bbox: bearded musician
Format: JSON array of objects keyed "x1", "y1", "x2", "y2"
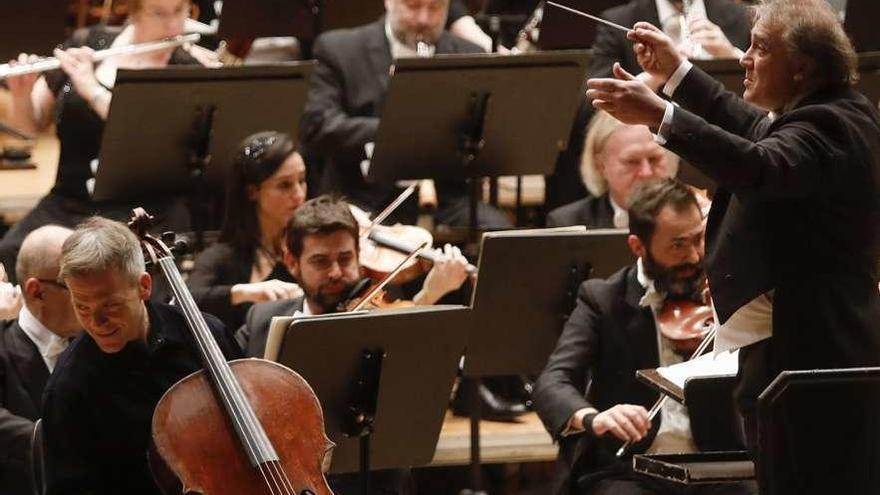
[{"x1": 533, "y1": 178, "x2": 753, "y2": 495}]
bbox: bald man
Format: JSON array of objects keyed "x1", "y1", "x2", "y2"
[{"x1": 0, "y1": 225, "x2": 80, "y2": 495}]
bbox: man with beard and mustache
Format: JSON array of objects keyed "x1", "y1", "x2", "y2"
[
  {"x1": 235, "y1": 194, "x2": 468, "y2": 359},
  {"x1": 533, "y1": 179, "x2": 753, "y2": 495},
  {"x1": 235, "y1": 194, "x2": 467, "y2": 495},
  {"x1": 299, "y1": 0, "x2": 512, "y2": 229}
]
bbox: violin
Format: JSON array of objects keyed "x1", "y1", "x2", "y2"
[
  {"x1": 349, "y1": 187, "x2": 477, "y2": 286},
  {"x1": 656, "y1": 294, "x2": 714, "y2": 356},
  {"x1": 336, "y1": 240, "x2": 429, "y2": 312},
  {"x1": 129, "y1": 209, "x2": 334, "y2": 495}
]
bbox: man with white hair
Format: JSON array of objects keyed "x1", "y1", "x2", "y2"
[
  {"x1": 0, "y1": 225, "x2": 79, "y2": 495},
  {"x1": 41, "y1": 217, "x2": 241, "y2": 495}
]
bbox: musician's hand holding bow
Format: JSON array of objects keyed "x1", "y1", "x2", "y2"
[
  {"x1": 591, "y1": 404, "x2": 651, "y2": 443},
  {"x1": 413, "y1": 244, "x2": 469, "y2": 305},
  {"x1": 586, "y1": 63, "x2": 667, "y2": 130}
]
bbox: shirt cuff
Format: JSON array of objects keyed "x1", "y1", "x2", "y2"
[
  {"x1": 654, "y1": 101, "x2": 675, "y2": 145},
  {"x1": 561, "y1": 407, "x2": 598, "y2": 437},
  {"x1": 662, "y1": 59, "x2": 693, "y2": 97}
]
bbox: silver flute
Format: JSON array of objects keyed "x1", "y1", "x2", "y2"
[{"x1": 0, "y1": 33, "x2": 201, "y2": 79}]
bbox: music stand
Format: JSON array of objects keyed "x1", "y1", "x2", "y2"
[
  {"x1": 757, "y1": 367, "x2": 880, "y2": 495},
  {"x1": 217, "y1": 0, "x2": 383, "y2": 53},
  {"x1": 93, "y1": 63, "x2": 312, "y2": 240},
  {"x1": 367, "y1": 51, "x2": 589, "y2": 239},
  {"x1": 0, "y1": 0, "x2": 67, "y2": 62},
  {"x1": 265, "y1": 305, "x2": 469, "y2": 492},
  {"x1": 464, "y1": 228, "x2": 633, "y2": 376},
  {"x1": 460, "y1": 227, "x2": 633, "y2": 493},
  {"x1": 538, "y1": 0, "x2": 628, "y2": 50}
]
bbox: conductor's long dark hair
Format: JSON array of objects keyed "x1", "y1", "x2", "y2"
[{"x1": 219, "y1": 131, "x2": 297, "y2": 257}]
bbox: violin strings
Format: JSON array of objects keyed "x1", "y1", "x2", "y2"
[{"x1": 159, "y1": 257, "x2": 287, "y2": 494}]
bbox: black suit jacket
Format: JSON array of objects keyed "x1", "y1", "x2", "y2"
[
  {"x1": 665, "y1": 67, "x2": 880, "y2": 373},
  {"x1": 236, "y1": 297, "x2": 304, "y2": 358},
  {"x1": 545, "y1": 194, "x2": 615, "y2": 229},
  {"x1": 300, "y1": 18, "x2": 484, "y2": 211},
  {"x1": 1, "y1": 321, "x2": 49, "y2": 495},
  {"x1": 588, "y1": 0, "x2": 752, "y2": 79},
  {"x1": 533, "y1": 265, "x2": 663, "y2": 494}
]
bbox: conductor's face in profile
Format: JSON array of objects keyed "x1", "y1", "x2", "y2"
[
  {"x1": 740, "y1": 18, "x2": 809, "y2": 113},
  {"x1": 285, "y1": 230, "x2": 360, "y2": 315},
  {"x1": 385, "y1": 0, "x2": 450, "y2": 48},
  {"x1": 629, "y1": 203, "x2": 705, "y2": 298}
]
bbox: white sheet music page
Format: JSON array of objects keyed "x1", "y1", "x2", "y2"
[{"x1": 657, "y1": 349, "x2": 739, "y2": 390}]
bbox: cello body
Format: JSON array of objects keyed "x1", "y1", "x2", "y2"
[{"x1": 150, "y1": 359, "x2": 335, "y2": 495}]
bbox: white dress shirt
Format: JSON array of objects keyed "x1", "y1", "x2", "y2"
[
  {"x1": 656, "y1": 59, "x2": 775, "y2": 352},
  {"x1": 18, "y1": 305, "x2": 69, "y2": 372}
]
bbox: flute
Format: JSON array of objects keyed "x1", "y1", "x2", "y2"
[{"x1": 0, "y1": 33, "x2": 200, "y2": 79}]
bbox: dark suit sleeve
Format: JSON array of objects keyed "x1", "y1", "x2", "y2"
[
  {"x1": 299, "y1": 34, "x2": 380, "y2": 161},
  {"x1": 533, "y1": 280, "x2": 602, "y2": 438},
  {"x1": 666, "y1": 68, "x2": 842, "y2": 198},
  {"x1": 0, "y1": 406, "x2": 34, "y2": 483},
  {"x1": 236, "y1": 302, "x2": 275, "y2": 358}
]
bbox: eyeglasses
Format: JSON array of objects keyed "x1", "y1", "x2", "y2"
[
  {"x1": 36, "y1": 279, "x2": 68, "y2": 291},
  {"x1": 241, "y1": 135, "x2": 278, "y2": 164}
]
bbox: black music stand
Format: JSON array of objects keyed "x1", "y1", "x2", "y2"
[
  {"x1": 0, "y1": 0, "x2": 67, "y2": 62},
  {"x1": 538, "y1": 0, "x2": 628, "y2": 50},
  {"x1": 367, "y1": 51, "x2": 589, "y2": 241},
  {"x1": 465, "y1": 228, "x2": 633, "y2": 376},
  {"x1": 92, "y1": 63, "x2": 313, "y2": 242},
  {"x1": 265, "y1": 305, "x2": 470, "y2": 494},
  {"x1": 460, "y1": 227, "x2": 633, "y2": 492},
  {"x1": 217, "y1": 0, "x2": 383, "y2": 56}
]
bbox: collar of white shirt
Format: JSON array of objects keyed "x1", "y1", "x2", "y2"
[
  {"x1": 18, "y1": 305, "x2": 68, "y2": 372},
  {"x1": 609, "y1": 196, "x2": 629, "y2": 229}
]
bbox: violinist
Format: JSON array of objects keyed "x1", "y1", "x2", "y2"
[
  {"x1": 0, "y1": 0, "x2": 216, "y2": 285},
  {"x1": 42, "y1": 217, "x2": 242, "y2": 495},
  {"x1": 235, "y1": 194, "x2": 469, "y2": 358},
  {"x1": 533, "y1": 179, "x2": 753, "y2": 495},
  {"x1": 188, "y1": 131, "x2": 306, "y2": 330}
]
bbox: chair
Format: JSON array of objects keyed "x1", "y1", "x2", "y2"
[{"x1": 30, "y1": 417, "x2": 45, "y2": 495}]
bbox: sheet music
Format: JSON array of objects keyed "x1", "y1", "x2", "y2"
[{"x1": 656, "y1": 349, "x2": 739, "y2": 390}]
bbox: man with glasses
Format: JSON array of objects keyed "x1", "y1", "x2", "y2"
[{"x1": 0, "y1": 225, "x2": 80, "y2": 495}]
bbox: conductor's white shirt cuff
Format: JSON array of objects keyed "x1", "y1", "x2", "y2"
[
  {"x1": 662, "y1": 59, "x2": 693, "y2": 97},
  {"x1": 655, "y1": 101, "x2": 675, "y2": 145}
]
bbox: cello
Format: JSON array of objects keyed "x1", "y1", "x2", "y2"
[{"x1": 128, "y1": 209, "x2": 335, "y2": 495}]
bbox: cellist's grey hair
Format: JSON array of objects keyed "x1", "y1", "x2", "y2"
[{"x1": 60, "y1": 216, "x2": 145, "y2": 285}]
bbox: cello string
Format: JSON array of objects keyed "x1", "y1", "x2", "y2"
[{"x1": 159, "y1": 256, "x2": 285, "y2": 494}]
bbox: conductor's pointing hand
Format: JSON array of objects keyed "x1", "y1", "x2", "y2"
[{"x1": 586, "y1": 63, "x2": 667, "y2": 129}]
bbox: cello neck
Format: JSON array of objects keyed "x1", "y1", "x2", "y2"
[{"x1": 154, "y1": 254, "x2": 279, "y2": 468}]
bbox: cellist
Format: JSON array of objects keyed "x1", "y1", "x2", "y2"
[{"x1": 41, "y1": 216, "x2": 243, "y2": 494}]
